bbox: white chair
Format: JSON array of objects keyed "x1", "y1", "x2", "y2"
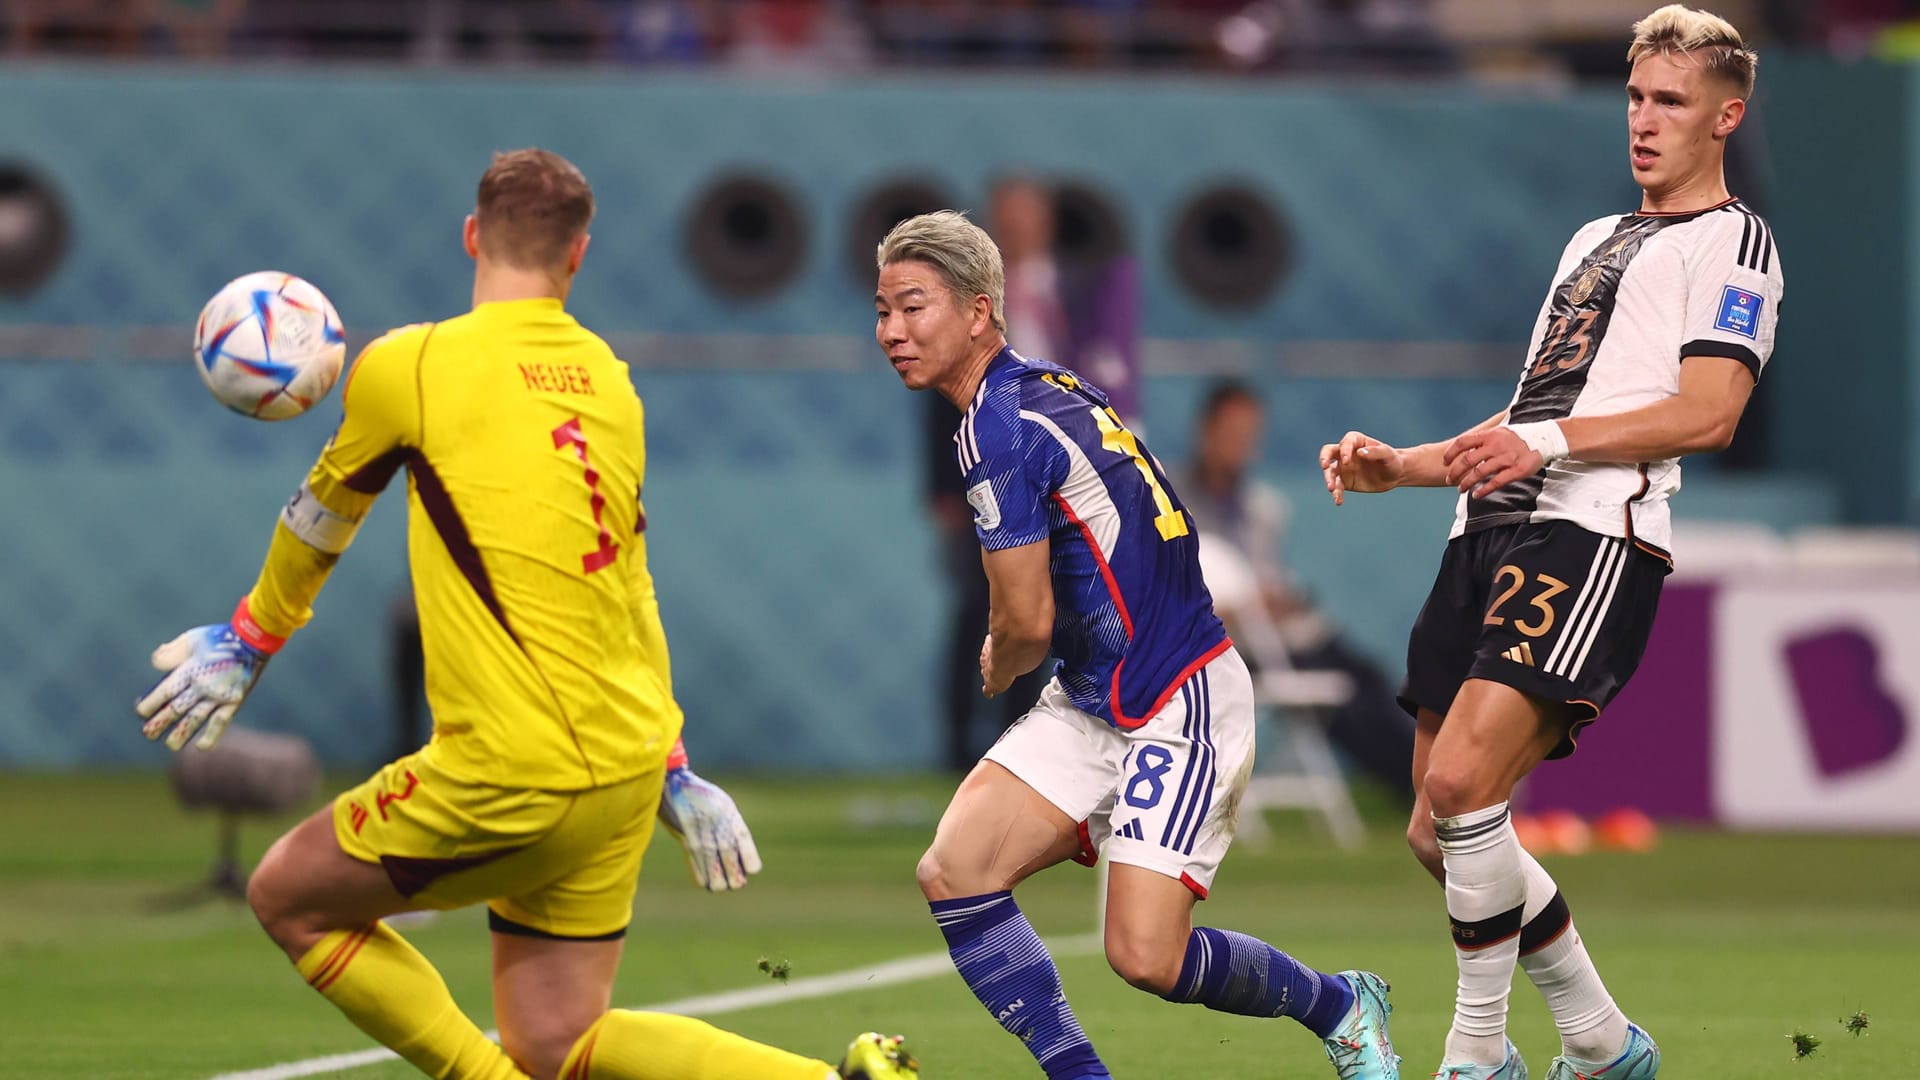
[{"x1": 1196, "y1": 535, "x2": 1366, "y2": 851}]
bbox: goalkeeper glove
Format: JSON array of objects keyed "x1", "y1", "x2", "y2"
[
  {"x1": 134, "y1": 599, "x2": 282, "y2": 752},
  {"x1": 658, "y1": 739, "x2": 763, "y2": 892}
]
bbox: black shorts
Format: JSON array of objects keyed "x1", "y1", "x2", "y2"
[{"x1": 1398, "y1": 520, "x2": 1669, "y2": 758}]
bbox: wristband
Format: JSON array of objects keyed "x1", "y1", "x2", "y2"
[
  {"x1": 1505, "y1": 420, "x2": 1569, "y2": 465},
  {"x1": 231, "y1": 596, "x2": 288, "y2": 655},
  {"x1": 666, "y1": 736, "x2": 689, "y2": 771}
]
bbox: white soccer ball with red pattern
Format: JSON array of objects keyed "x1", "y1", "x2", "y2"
[{"x1": 193, "y1": 271, "x2": 346, "y2": 421}]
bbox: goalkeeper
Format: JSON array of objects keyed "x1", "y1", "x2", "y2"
[{"x1": 134, "y1": 148, "x2": 914, "y2": 1080}]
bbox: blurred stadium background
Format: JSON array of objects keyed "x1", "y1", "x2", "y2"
[{"x1": 1, "y1": 1, "x2": 1917, "y2": 1077}]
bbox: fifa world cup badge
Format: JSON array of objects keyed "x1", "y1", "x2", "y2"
[{"x1": 966, "y1": 481, "x2": 1002, "y2": 530}]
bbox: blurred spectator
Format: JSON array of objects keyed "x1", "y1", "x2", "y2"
[
  {"x1": 597, "y1": 0, "x2": 721, "y2": 63},
  {"x1": 1061, "y1": 0, "x2": 1141, "y2": 67},
  {"x1": 726, "y1": 0, "x2": 871, "y2": 71},
  {"x1": 9, "y1": 0, "x2": 144, "y2": 54},
  {"x1": 1176, "y1": 380, "x2": 1416, "y2": 802},
  {"x1": 1215, "y1": 0, "x2": 1456, "y2": 74},
  {"x1": 990, "y1": 177, "x2": 1071, "y2": 366},
  {"x1": 144, "y1": 0, "x2": 248, "y2": 57},
  {"x1": 1058, "y1": 228, "x2": 1142, "y2": 430}
]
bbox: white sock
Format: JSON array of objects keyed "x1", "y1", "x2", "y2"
[
  {"x1": 1436, "y1": 802, "x2": 1524, "y2": 1066},
  {"x1": 1517, "y1": 850, "x2": 1630, "y2": 1061}
]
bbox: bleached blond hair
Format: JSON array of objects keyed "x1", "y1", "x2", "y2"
[
  {"x1": 877, "y1": 211, "x2": 1007, "y2": 334},
  {"x1": 1628, "y1": 5, "x2": 1757, "y2": 99}
]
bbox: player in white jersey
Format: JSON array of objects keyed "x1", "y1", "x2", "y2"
[{"x1": 1319, "y1": 7, "x2": 1779, "y2": 1079}]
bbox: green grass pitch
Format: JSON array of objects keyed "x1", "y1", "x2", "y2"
[{"x1": 1, "y1": 772, "x2": 1914, "y2": 1078}]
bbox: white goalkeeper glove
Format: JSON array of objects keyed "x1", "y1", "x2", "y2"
[
  {"x1": 135, "y1": 600, "x2": 282, "y2": 752},
  {"x1": 657, "y1": 739, "x2": 763, "y2": 892}
]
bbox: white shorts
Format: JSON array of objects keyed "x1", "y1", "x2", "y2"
[{"x1": 985, "y1": 646, "x2": 1256, "y2": 898}]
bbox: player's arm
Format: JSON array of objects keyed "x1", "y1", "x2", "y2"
[
  {"x1": 1319, "y1": 409, "x2": 1508, "y2": 505},
  {"x1": 1555, "y1": 358, "x2": 1751, "y2": 462},
  {"x1": 623, "y1": 485, "x2": 764, "y2": 892},
  {"x1": 981, "y1": 538, "x2": 1054, "y2": 696},
  {"x1": 965, "y1": 406, "x2": 1064, "y2": 697},
  {"x1": 135, "y1": 331, "x2": 421, "y2": 751},
  {"x1": 1444, "y1": 362, "x2": 1752, "y2": 498},
  {"x1": 247, "y1": 332, "x2": 420, "y2": 639},
  {"x1": 626, "y1": 527, "x2": 684, "y2": 719}
]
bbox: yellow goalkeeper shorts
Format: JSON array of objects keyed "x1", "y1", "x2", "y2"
[{"x1": 332, "y1": 748, "x2": 664, "y2": 939}]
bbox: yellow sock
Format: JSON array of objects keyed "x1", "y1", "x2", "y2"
[
  {"x1": 559, "y1": 1011, "x2": 836, "y2": 1080},
  {"x1": 297, "y1": 924, "x2": 528, "y2": 1080}
]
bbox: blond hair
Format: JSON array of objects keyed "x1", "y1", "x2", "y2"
[
  {"x1": 1628, "y1": 5, "x2": 1757, "y2": 99},
  {"x1": 876, "y1": 211, "x2": 1007, "y2": 334}
]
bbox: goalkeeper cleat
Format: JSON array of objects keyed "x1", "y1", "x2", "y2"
[
  {"x1": 1544, "y1": 1023, "x2": 1659, "y2": 1080},
  {"x1": 1435, "y1": 1039, "x2": 1528, "y2": 1080},
  {"x1": 838, "y1": 1032, "x2": 919, "y2": 1079},
  {"x1": 1322, "y1": 971, "x2": 1400, "y2": 1079}
]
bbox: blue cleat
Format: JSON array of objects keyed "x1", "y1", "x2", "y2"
[
  {"x1": 1322, "y1": 970, "x2": 1400, "y2": 1079},
  {"x1": 1435, "y1": 1038, "x2": 1528, "y2": 1079},
  {"x1": 1544, "y1": 1023, "x2": 1660, "y2": 1079}
]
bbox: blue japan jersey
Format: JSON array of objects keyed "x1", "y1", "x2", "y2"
[{"x1": 955, "y1": 348, "x2": 1229, "y2": 727}]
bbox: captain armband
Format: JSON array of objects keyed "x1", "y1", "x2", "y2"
[{"x1": 280, "y1": 479, "x2": 365, "y2": 555}]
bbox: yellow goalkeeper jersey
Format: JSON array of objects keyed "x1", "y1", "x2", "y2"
[{"x1": 245, "y1": 297, "x2": 680, "y2": 791}]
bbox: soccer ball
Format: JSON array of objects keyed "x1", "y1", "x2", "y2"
[{"x1": 193, "y1": 271, "x2": 346, "y2": 421}]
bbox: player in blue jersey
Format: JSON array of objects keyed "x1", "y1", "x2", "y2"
[{"x1": 874, "y1": 210, "x2": 1400, "y2": 1080}]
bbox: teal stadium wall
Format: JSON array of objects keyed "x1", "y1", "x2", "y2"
[{"x1": 0, "y1": 67, "x2": 1840, "y2": 769}]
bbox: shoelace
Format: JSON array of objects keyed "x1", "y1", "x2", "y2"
[
  {"x1": 1327, "y1": 1037, "x2": 1367, "y2": 1076},
  {"x1": 1327, "y1": 1035, "x2": 1400, "y2": 1077}
]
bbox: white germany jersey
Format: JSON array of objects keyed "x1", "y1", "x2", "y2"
[{"x1": 1452, "y1": 197, "x2": 1783, "y2": 558}]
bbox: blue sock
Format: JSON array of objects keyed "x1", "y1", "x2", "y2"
[
  {"x1": 930, "y1": 891, "x2": 1110, "y2": 1080},
  {"x1": 1165, "y1": 927, "x2": 1357, "y2": 1038}
]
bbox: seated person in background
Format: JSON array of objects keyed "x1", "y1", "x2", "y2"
[{"x1": 1176, "y1": 380, "x2": 1414, "y2": 803}]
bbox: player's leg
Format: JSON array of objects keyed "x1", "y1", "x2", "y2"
[
  {"x1": 493, "y1": 933, "x2": 853, "y2": 1080},
  {"x1": 1105, "y1": 864, "x2": 1366, "y2": 1033},
  {"x1": 1407, "y1": 706, "x2": 1633, "y2": 1068},
  {"x1": 918, "y1": 682, "x2": 1114, "y2": 1080},
  {"x1": 494, "y1": 769, "x2": 870, "y2": 1080},
  {"x1": 1425, "y1": 677, "x2": 1562, "y2": 1074},
  {"x1": 1105, "y1": 649, "x2": 1397, "y2": 1079},
  {"x1": 247, "y1": 760, "x2": 526, "y2": 1079},
  {"x1": 1406, "y1": 707, "x2": 1446, "y2": 879},
  {"x1": 1429, "y1": 524, "x2": 1668, "y2": 1078}
]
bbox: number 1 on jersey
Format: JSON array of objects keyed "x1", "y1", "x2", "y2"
[
  {"x1": 552, "y1": 417, "x2": 619, "y2": 574},
  {"x1": 1042, "y1": 371, "x2": 1189, "y2": 542},
  {"x1": 1091, "y1": 408, "x2": 1189, "y2": 541}
]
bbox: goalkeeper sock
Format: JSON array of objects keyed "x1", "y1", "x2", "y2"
[
  {"x1": 931, "y1": 891, "x2": 1110, "y2": 1080},
  {"x1": 296, "y1": 923, "x2": 525, "y2": 1080},
  {"x1": 558, "y1": 1011, "x2": 835, "y2": 1079},
  {"x1": 1164, "y1": 927, "x2": 1356, "y2": 1038}
]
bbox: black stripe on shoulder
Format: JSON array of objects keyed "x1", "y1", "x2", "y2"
[
  {"x1": 1724, "y1": 204, "x2": 1753, "y2": 267},
  {"x1": 1729, "y1": 202, "x2": 1774, "y2": 273},
  {"x1": 1681, "y1": 339, "x2": 1761, "y2": 380}
]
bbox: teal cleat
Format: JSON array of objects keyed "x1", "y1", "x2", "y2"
[
  {"x1": 1435, "y1": 1038, "x2": 1528, "y2": 1079},
  {"x1": 1322, "y1": 971, "x2": 1400, "y2": 1079},
  {"x1": 1544, "y1": 1023, "x2": 1660, "y2": 1079}
]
